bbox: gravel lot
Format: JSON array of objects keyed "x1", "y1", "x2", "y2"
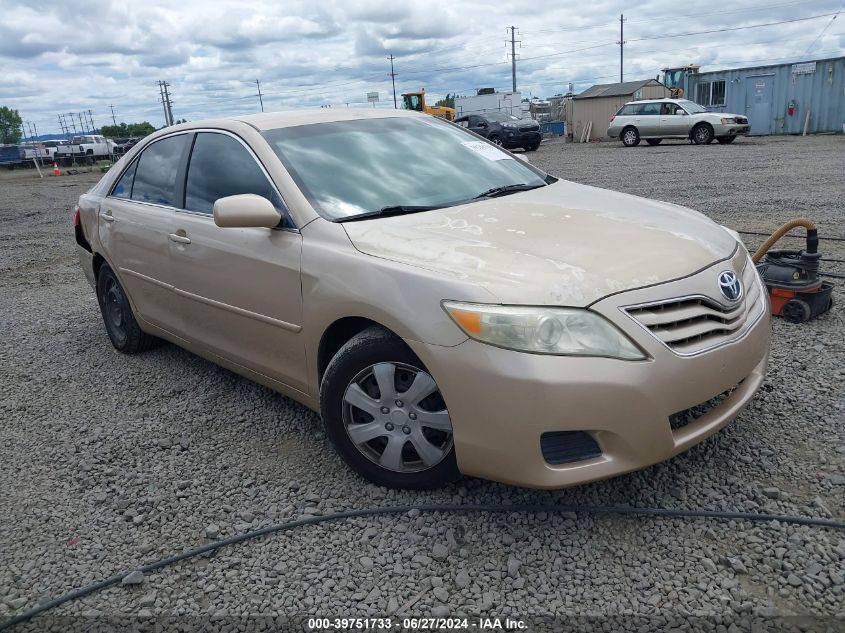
[{"x1": 1, "y1": 135, "x2": 844, "y2": 632}]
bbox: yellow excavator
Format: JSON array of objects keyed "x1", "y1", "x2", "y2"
[{"x1": 401, "y1": 89, "x2": 456, "y2": 121}]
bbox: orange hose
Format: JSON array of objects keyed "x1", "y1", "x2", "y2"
[{"x1": 751, "y1": 218, "x2": 817, "y2": 263}]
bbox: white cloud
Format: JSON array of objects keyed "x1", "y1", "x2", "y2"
[{"x1": 0, "y1": 0, "x2": 842, "y2": 132}]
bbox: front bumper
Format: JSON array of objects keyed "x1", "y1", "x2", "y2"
[
  {"x1": 503, "y1": 129, "x2": 542, "y2": 148},
  {"x1": 713, "y1": 123, "x2": 750, "y2": 137},
  {"x1": 408, "y1": 250, "x2": 771, "y2": 488}
]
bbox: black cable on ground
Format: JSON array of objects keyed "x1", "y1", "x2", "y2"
[{"x1": 1, "y1": 503, "x2": 843, "y2": 631}]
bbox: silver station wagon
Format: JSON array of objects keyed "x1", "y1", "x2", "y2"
[{"x1": 608, "y1": 98, "x2": 750, "y2": 147}]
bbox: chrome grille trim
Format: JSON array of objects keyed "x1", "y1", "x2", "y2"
[{"x1": 622, "y1": 259, "x2": 765, "y2": 356}]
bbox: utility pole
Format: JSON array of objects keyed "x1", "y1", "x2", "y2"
[
  {"x1": 109, "y1": 104, "x2": 117, "y2": 126},
  {"x1": 158, "y1": 81, "x2": 174, "y2": 126},
  {"x1": 618, "y1": 14, "x2": 626, "y2": 83},
  {"x1": 508, "y1": 26, "x2": 519, "y2": 92},
  {"x1": 388, "y1": 55, "x2": 398, "y2": 108},
  {"x1": 163, "y1": 82, "x2": 174, "y2": 126},
  {"x1": 255, "y1": 79, "x2": 265, "y2": 112}
]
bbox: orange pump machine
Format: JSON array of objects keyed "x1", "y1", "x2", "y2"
[{"x1": 752, "y1": 219, "x2": 834, "y2": 323}]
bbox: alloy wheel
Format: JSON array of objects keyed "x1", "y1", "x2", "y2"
[{"x1": 342, "y1": 362, "x2": 453, "y2": 473}]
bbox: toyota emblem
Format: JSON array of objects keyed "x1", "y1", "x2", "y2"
[{"x1": 718, "y1": 270, "x2": 742, "y2": 302}]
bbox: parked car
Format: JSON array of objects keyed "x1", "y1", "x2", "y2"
[
  {"x1": 608, "y1": 98, "x2": 750, "y2": 147},
  {"x1": 112, "y1": 137, "x2": 140, "y2": 154},
  {"x1": 74, "y1": 110, "x2": 769, "y2": 489},
  {"x1": 455, "y1": 112, "x2": 542, "y2": 151},
  {"x1": 55, "y1": 134, "x2": 116, "y2": 163}
]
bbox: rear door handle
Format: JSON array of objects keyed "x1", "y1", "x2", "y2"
[{"x1": 168, "y1": 233, "x2": 191, "y2": 244}]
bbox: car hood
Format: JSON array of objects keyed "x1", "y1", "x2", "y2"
[{"x1": 342, "y1": 180, "x2": 738, "y2": 306}]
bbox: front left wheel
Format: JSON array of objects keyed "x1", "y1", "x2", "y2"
[{"x1": 320, "y1": 326, "x2": 459, "y2": 489}]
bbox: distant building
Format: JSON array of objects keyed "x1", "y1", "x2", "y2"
[
  {"x1": 676, "y1": 56, "x2": 845, "y2": 135},
  {"x1": 567, "y1": 79, "x2": 669, "y2": 141}
]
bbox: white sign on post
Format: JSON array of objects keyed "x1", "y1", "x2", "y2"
[{"x1": 367, "y1": 92, "x2": 379, "y2": 103}]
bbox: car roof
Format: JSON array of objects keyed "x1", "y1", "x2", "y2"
[
  {"x1": 626, "y1": 98, "x2": 683, "y2": 104},
  {"x1": 165, "y1": 108, "x2": 424, "y2": 133}
]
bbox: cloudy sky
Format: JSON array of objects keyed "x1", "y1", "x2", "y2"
[{"x1": 2, "y1": 0, "x2": 843, "y2": 135}]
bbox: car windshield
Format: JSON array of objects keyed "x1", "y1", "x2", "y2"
[
  {"x1": 263, "y1": 116, "x2": 547, "y2": 221},
  {"x1": 679, "y1": 100, "x2": 707, "y2": 114},
  {"x1": 483, "y1": 112, "x2": 521, "y2": 122}
]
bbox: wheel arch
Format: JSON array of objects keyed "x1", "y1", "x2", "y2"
[
  {"x1": 690, "y1": 121, "x2": 714, "y2": 138},
  {"x1": 317, "y1": 317, "x2": 402, "y2": 386}
]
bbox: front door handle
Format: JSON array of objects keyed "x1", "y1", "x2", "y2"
[
  {"x1": 169, "y1": 233, "x2": 191, "y2": 244},
  {"x1": 102, "y1": 210, "x2": 115, "y2": 222}
]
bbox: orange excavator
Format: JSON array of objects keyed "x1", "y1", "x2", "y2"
[{"x1": 401, "y1": 89, "x2": 456, "y2": 121}]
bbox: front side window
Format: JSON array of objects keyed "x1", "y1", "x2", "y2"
[
  {"x1": 679, "y1": 99, "x2": 707, "y2": 114},
  {"x1": 184, "y1": 132, "x2": 278, "y2": 215},
  {"x1": 131, "y1": 134, "x2": 188, "y2": 206},
  {"x1": 263, "y1": 116, "x2": 547, "y2": 221}
]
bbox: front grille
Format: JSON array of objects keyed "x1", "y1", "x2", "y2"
[
  {"x1": 519, "y1": 124, "x2": 539, "y2": 132},
  {"x1": 669, "y1": 381, "x2": 743, "y2": 431},
  {"x1": 540, "y1": 431, "x2": 602, "y2": 465},
  {"x1": 624, "y1": 261, "x2": 762, "y2": 355}
]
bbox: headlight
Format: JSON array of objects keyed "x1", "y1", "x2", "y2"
[
  {"x1": 720, "y1": 117, "x2": 736, "y2": 124},
  {"x1": 502, "y1": 122, "x2": 519, "y2": 128},
  {"x1": 443, "y1": 301, "x2": 646, "y2": 359}
]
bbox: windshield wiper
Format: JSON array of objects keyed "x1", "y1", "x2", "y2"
[
  {"x1": 335, "y1": 205, "x2": 444, "y2": 223},
  {"x1": 473, "y1": 183, "x2": 545, "y2": 200}
]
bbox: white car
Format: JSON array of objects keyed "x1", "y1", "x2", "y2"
[{"x1": 608, "y1": 98, "x2": 750, "y2": 147}]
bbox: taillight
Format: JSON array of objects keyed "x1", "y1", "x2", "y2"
[{"x1": 74, "y1": 206, "x2": 81, "y2": 226}]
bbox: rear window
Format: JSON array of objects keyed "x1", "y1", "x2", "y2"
[{"x1": 130, "y1": 135, "x2": 188, "y2": 206}]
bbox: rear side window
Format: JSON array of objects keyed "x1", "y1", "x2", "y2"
[
  {"x1": 131, "y1": 135, "x2": 188, "y2": 206},
  {"x1": 184, "y1": 133, "x2": 276, "y2": 215},
  {"x1": 618, "y1": 104, "x2": 637, "y2": 115},
  {"x1": 111, "y1": 160, "x2": 138, "y2": 199},
  {"x1": 638, "y1": 103, "x2": 661, "y2": 115}
]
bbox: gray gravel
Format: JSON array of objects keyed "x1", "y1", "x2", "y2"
[{"x1": 1, "y1": 136, "x2": 844, "y2": 630}]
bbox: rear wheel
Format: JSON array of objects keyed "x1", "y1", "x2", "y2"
[
  {"x1": 320, "y1": 326, "x2": 458, "y2": 489},
  {"x1": 621, "y1": 127, "x2": 640, "y2": 147},
  {"x1": 692, "y1": 124, "x2": 714, "y2": 145},
  {"x1": 717, "y1": 136, "x2": 736, "y2": 144},
  {"x1": 96, "y1": 265, "x2": 159, "y2": 353},
  {"x1": 489, "y1": 135, "x2": 504, "y2": 147},
  {"x1": 645, "y1": 139, "x2": 662, "y2": 146}
]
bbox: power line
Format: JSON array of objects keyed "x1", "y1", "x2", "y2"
[{"x1": 805, "y1": 3, "x2": 843, "y2": 53}]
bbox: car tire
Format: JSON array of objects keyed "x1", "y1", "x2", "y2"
[
  {"x1": 621, "y1": 127, "x2": 640, "y2": 147},
  {"x1": 645, "y1": 139, "x2": 662, "y2": 146},
  {"x1": 717, "y1": 137, "x2": 736, "y2": 144},
  {"x1": 692, "y1": 124, "x2": 714, "y2": 145},
  {"x1": 320, "y1": 326, "x2": 459, "y2": 489},
  {"x1": 489, "y1": 135, "x2": 504, "y2": 147},
  {"x1": 96, "y1": 264, "x2": 159, "y2": 353},
  {"x1": 525, "y1": 143, "x2": 540, "y2": 151}
]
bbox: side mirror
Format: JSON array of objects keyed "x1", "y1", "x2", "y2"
[
  {"x1": 477, "y1": 121, "x2": 488, "y2": 128},
  {"x1": 213, "y1": 194, "x2": 281, "y2": 229},
  {"x1": 675, "y1": 109, "x2": 686, "y2": 115}
]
